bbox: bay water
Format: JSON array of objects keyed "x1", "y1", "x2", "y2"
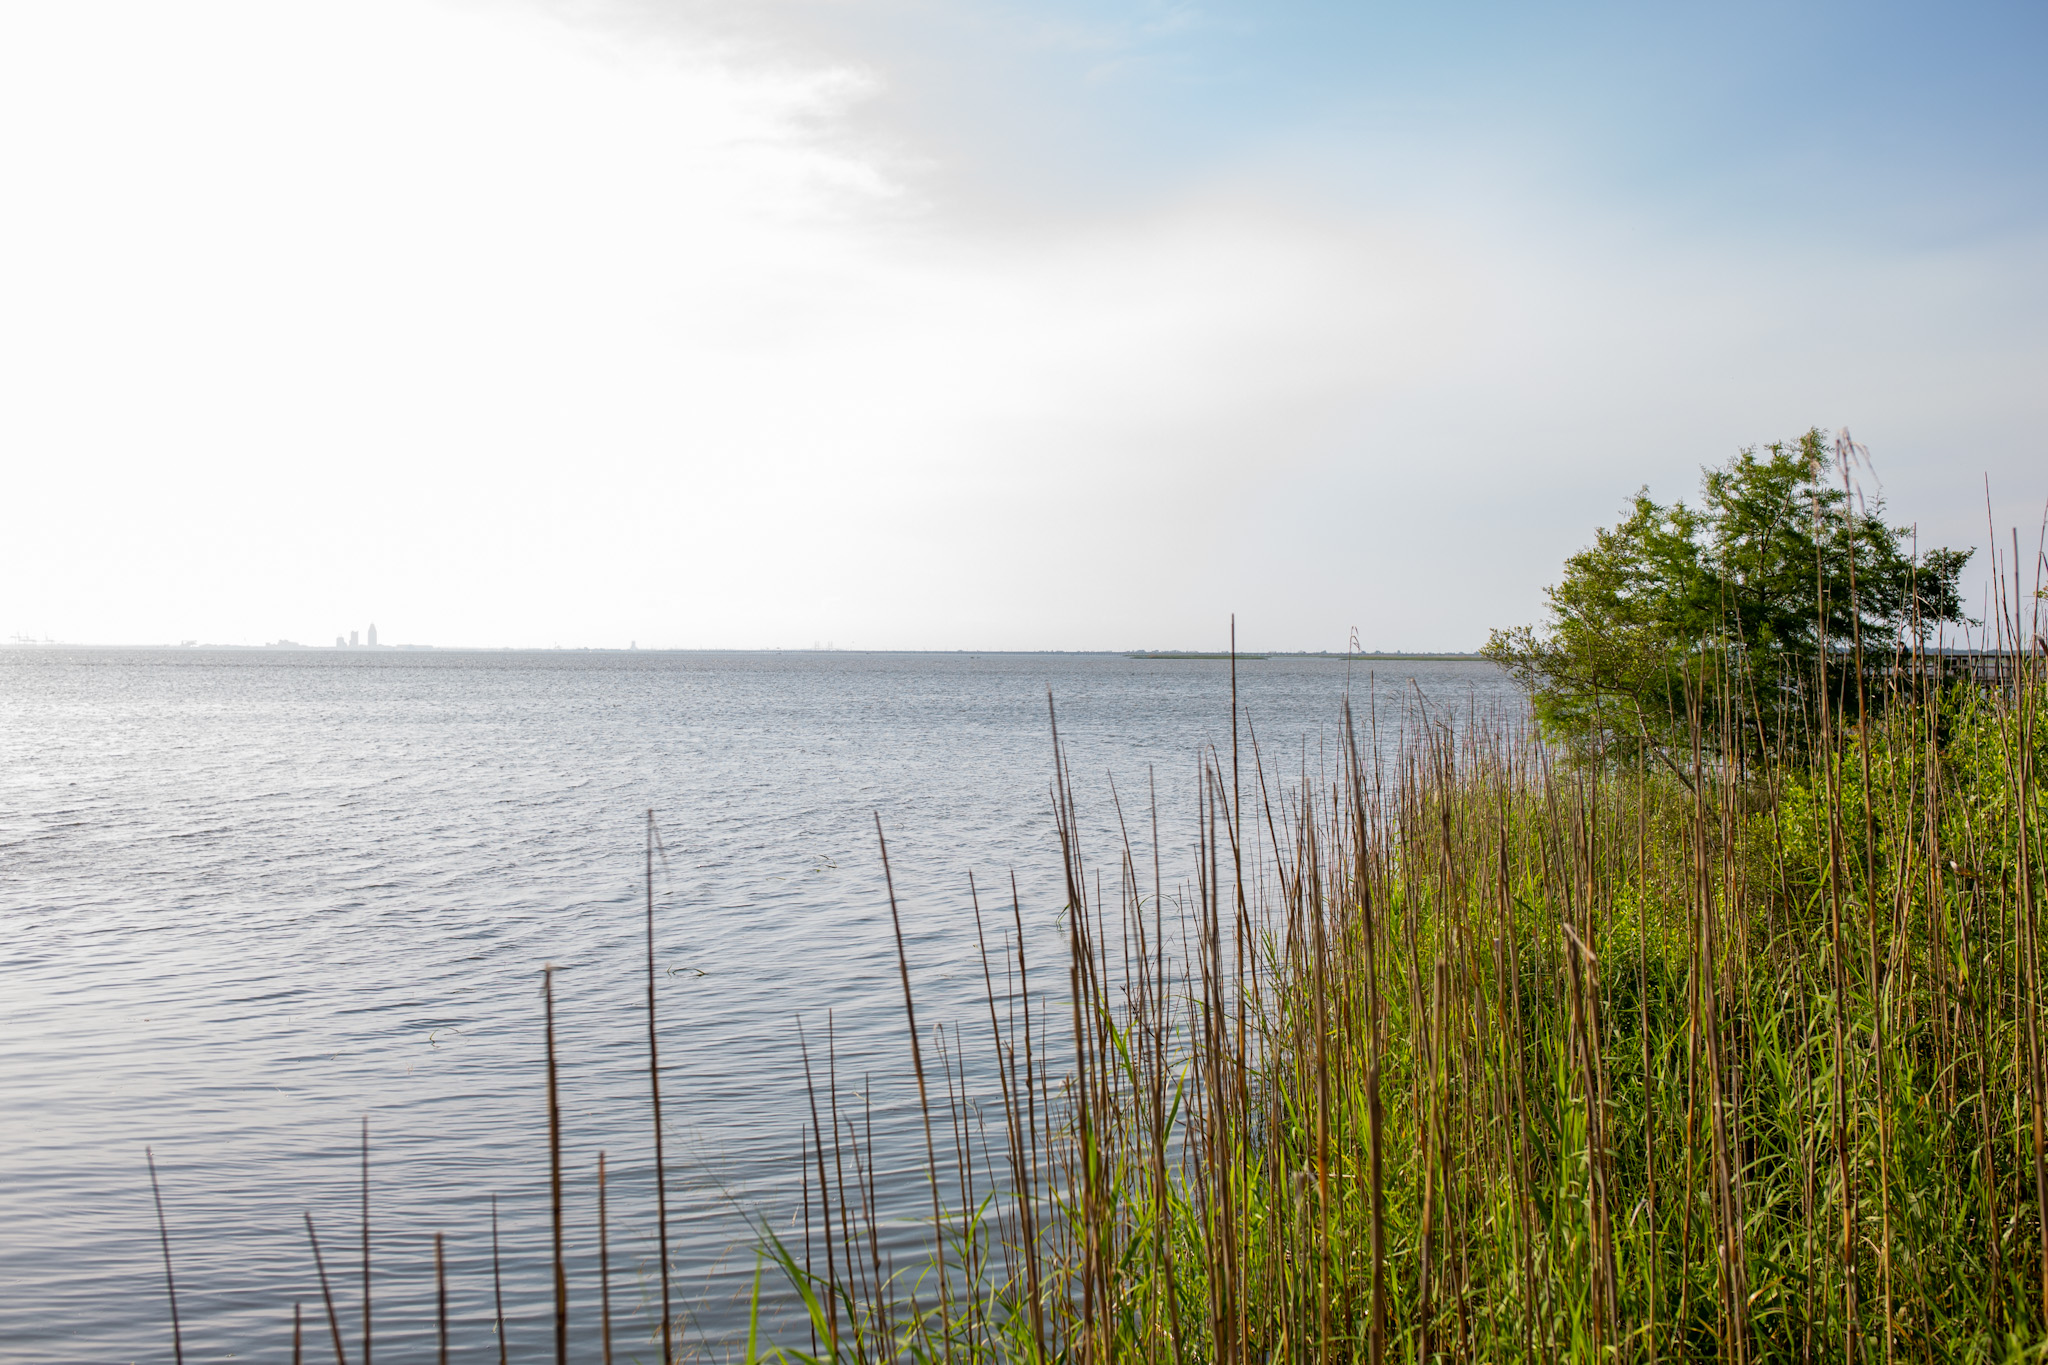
[{"x1": 0, "y1": 648, "x2": 1515, "y2": 1362}]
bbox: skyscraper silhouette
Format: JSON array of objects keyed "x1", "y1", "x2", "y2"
[{"x1": 367, "y1": 623, "x2": 378, "y2": 647}]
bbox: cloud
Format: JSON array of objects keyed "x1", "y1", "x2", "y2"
[
  {"x1": 0, "y1": 0, "x2": 1483, "y2": 648},
  {"x1": 2, "y1": 0, "x2": 2042, "y2": 650}
]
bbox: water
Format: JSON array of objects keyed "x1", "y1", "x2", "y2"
[{"x1": 0, "y1": 648, "x2": 1516, "y2": 1362}]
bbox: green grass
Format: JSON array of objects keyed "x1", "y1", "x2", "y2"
[{"x1": 769, "y1": 635, "x2": 2048, "y2": 1363}]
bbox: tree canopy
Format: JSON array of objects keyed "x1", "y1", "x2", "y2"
[{"x1": 1484, "y1": 429, "x2": 1972, "y2": 756}]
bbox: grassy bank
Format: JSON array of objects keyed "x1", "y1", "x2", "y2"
[{"x1": 772, "y1": 636, "x2": 2048, "y2": 1362}]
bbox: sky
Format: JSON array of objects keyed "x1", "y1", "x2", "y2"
[{"x1": 2, "y1": 0, "x2": 2044, "y2": 651}]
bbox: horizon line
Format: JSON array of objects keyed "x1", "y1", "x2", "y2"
[{"x1": 0, "y1": 641, "x2": 1488, "y2": 658}]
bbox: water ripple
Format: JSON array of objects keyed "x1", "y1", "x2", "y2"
[{"x1": 0, "y1": 648, "x2": 1517, "y2": 1361}]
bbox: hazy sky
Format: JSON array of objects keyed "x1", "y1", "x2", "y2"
[{"x1": 4, "y1": 0, "x2": 2044, "y2": 650}]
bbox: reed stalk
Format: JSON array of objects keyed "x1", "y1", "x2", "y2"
[
  {"x1": 146, "y1": 1147, "x2": 184, "y2": 1365},
  {"x1": 491, "y1": 1194, "x2": 506, "y2": 1365},
  {"x1": 303, "y1": 1213, "x2": 347, "y2": 1365},
  {"x1": 545, "y1": 964, "x2": 567, "y2": 1365},
  {"x1": 360, "y1": 1118, "x2": 371, "y2": 1365},
  {"x1": 435, "y1": 1232, "x2": 448, "y2": 1365},
  {"x1": 647, "y1": 809, "x2": 676, "y2": 1365},
  {"x1": 599, "y1": 1151, "x2": 613, "y2": 1365}
]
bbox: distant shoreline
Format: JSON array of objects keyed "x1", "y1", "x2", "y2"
[
  {"x1": 0, "y1": 642, "x2": 1487, "y2": 659},
  {"x1": 1128, "y1": 650, "x2": 1482, "y2": 662}
]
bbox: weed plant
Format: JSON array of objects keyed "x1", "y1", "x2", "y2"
[{"x1": 771, "y1": 584, "x2": 2048, "y2": 1362}]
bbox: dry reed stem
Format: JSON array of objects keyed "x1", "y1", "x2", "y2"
[{"x1": 146, "y1": 1147, "x2": 185, "y2": 1365}]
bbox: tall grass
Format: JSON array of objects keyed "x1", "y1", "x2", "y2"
[{"x1": 769, "y1": 579, "x2": 2047, "y2": 1361}]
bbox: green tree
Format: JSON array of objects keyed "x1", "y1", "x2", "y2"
[{"x1": 1485, "y1": 428, "x2": 1972, "y2": 758}]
